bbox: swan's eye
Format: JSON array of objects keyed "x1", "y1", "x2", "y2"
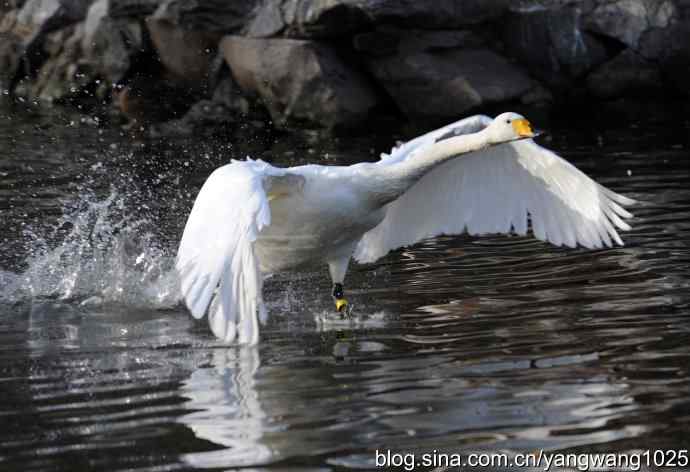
[{"x1": 506, "y1": 119, "x2": 511, "y2": 124}]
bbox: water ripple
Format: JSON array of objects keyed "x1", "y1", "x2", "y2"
[{"x1": 1, "y1": 108, "x2": 689, "y2": 470}]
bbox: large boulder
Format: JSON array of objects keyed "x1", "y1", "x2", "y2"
[
  {"x1": 1, "y1": 1, "x2": 27, "y2": 10},
  {"x1": 15, "y1": 0, "x2": 90, "y2": 36},
  {"x1": 114, "y1": 72, "x2": 196, "y2": 123},
  {"x1": 149, "y1": 72, "x2": 267, "y2": 138},
  {"x1": 358, "y1": 29, "x2": 535, "y2": 120},
  {"x1": 0, "y1": 23, "x2": 22, "y2": 94},
  {"x1": 681, "y1": 0, "x2": 690, "y2": 18},
  {"x1": 220, "y1": 36, "x2": 380, "y2": 129},
  {"x1": 82, "y1": 0, "x2": 144, "y2": 84},
  {"x1": 0, "y1": 0, "x2": 90, "y2": 92},
  {"x1": 586, "y1": 49, "x2": 662, "y2": 99},
  {"x1": 501, "y1": 2, "x2": 609, "y2": 88},
  {"x1": 247, "y1": 0, "x2": 368, "y2": 38},
  {"x1": 585, "y1": 0, "x2": 677, "y2": 49},
  {"x1": 246, "y1": 0, "x2": 510, "y2": 38},
  {"x1": 354, "y1": 28, "x2": 485, "y2": 56},
  {"x1": 638, "y1": 20, "x2": 690, "y2": 95},
  {"x1": 146, "y1": 14, "x2": 221, "y2": 90},
  {"x1": 153, "y1": 0, "x2": 256, "y2": 32},
  {"x1": 29, "y1": 22, "x2": 104, "y2": 104},
  {"x1": 359, "y1": 0, "x2": 509, "y2": 28},
  {"x1": 108, "y1": 0, "x2": 162, "y2": 17},
  {"x1": 145, "y1": 0, "x2": 257, "y2": 94},
  {"x1": 245, "y1": 0, "x2": 284, "y2": 37}
]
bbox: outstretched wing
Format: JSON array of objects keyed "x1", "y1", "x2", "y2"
[
  {"x1": 354, "y1": 138, "x2": 635, "y2": 264},
  {"x1": 176, "y1": 160, "x2": 287, "y2": 344}
]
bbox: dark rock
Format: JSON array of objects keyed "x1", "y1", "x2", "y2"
[
  {"x1": 366, "y1": 40, "x2": 534, "y2": 120},
  {"x1": 0, "y1": 0, "x2": 91, "y2": 93},
  {"x1": 639, "y1": 21, "x2": 690, "y2": 95},
  {"x1": 149, "y1": 98, "x2": 236, "y2": 137},
  {"x1": 360, "y1": 0, "x2": 509, "y2": 28},
  {"x1": 0, "y1": 0, "x2": 14, "y2": 22},
  {"x1": 84, "y1": 0, "x2": 215, "y2": 123},
  {"x1": 82, "y1": 0, "x2": 144, "y2": 84},
  {"x1": 352, "y1": 28, "x2": 399, "y2": 56},
  {"x1": 153, "y1": 0, "x2": 256, "y2": 33},
  {"x1": 245, "y1": 0, "x2": 284, "y2": 37},
  {"x1": 521, "y1": 84, "x2": 553, "y2": 106},
  {"x1": 2, "y1": 0, "x2": 27, "y2": 9},
  {"x1": 585, "y1": 0, "x2": 677, "y2": 49},
  {"x1": 15, "y1": 0, "x2": 61, "y2": 33},
  {"x1": 210, "y1": 73, "x2": 252, "y2": 117},
  {"x1": 248, "y1": 0, "x2": 510, "y2": 39},
  {"x1": 114, "y1": 72, "x2": 195, "y2": 123},
  {"x1": 680, "y1": 0, "x2": 690, "y2": 18},
  {"x1": 0, "y1": 31, "x2": 22, "y2": 93},
  {"x1": 354, "y1": 27, "x2": 484, "y2": 56},
  {"x1": 220, "y1": 36, "x2": 380, "y2": 129},
  {"x1": 16, "y1": 0, "x2": 90, "y2": 40},
  {"x1": 31, "y1": 24, "x2": 81, "y2": 100},
  {"x1": 109, "y1": 0, "x2": 163, "y2": 18},
  {"x1": 587, "y1": 49, "x2": 662, "y2": 99},
  {"x1": 280, "y1": 0, "x2": 369, "y2": 37},
  {"x1": 146, "y1": 16, "x2": 221, "y2": 90},
  {"x1": 0, "y1": 5, "x2": 17, "y2": 31},
  {"x1": 5, "y1": 0, "x2": 690, "y2": 127},
  {"x1": 501, "y1": 3, "x2": 609, "y2": 88},
  {"x1": 31, "y1": 23, "x2": 105, "y2": 105},
  {"x1": 150, "y1": 70, "x2": 271, "y2": 138}
]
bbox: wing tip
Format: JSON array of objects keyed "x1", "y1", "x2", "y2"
[{"x1": 603, "y1": 187, "x2": 637, "y2": 206}]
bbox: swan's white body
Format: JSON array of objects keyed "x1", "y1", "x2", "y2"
[{"x1": 176, "y1": 113, "x2": 634, "y2": 344}]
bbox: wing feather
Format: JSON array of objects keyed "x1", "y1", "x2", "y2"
[
  {"x1": 176, "y1": 160, "x2": 285, "y2": 344},
  {"x1": 354, "y1": 139, "x2": 634, "y2": 263}
]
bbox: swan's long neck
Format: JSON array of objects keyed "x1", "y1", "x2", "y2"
[{"x1": 366, "y1": 128, "x2": 492, "y2": 204}]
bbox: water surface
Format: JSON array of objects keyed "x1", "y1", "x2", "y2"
[{"x1": 1, "y1": 105, "x2": 689, "y2": 471}]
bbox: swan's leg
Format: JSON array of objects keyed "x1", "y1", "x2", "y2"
[
  {"x1": 332, "y1": 283, "x2": 348, "y2": 313},
  {"x1": 328, "y1": 257, "x2": 351, "y2": 314}
]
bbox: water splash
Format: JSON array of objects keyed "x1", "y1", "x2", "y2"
[{"x1": 1, "y1": 187, "x2": 180, "y2": 309}]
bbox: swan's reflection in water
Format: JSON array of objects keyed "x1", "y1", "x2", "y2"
[{"x1": 180, "y1": 347, "x2": 271, "y2": 469}]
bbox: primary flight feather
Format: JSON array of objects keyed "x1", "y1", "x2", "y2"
[{"x1": 176, "y1": 113, "x2": 634, "y2": 344}]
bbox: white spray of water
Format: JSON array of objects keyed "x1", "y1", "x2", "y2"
[{"x1": 1, "y1": 187, "x2": 181, "y2": 309}]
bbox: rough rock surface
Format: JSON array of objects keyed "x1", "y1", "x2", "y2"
[
  {"x1": 358, "y1": 0, "x2": 510, "y2": 28},
  {"x1": 502, "y1": 3, "x2": 609, "y2": 88},
  {"x1": 153, "y1": 0, "x2": 256, "y2": 32},
  {"x1": 221, "y1": 36, "x2": 380, "y2": 129},
  {"x1": 2, "y1": 0, "x2": 690, "y2": 132},
  {"x1": 586, "y1": 0, "x2": 677, "y2": 49},
  {"x1": 587, "y1": 49, "x2": 662, "y2": 98},
  {"x1": 30, "y1": 23, "x2": 100, "y2": 102},
  {"x1": 109, "y1": 0, "x2": 163, "y2": 18},
  {"x1": 82, "y1": 0, "x2": 144, "y2": 84},
  {"x1": 362, "y1": 30, "x2": 535, "y2": 119},
  {"x1": 247, "y1": 0, "x2": 510, "y2": 38},
  {"x1": 354, "y1": 28, "x2": 485, "y2": 56},
  {"x1": 146, "y1": 15, "x2": 221, "y2": 90},
  {"x1": 1, "y1": 0, "x2": 90, "y2": 91}
]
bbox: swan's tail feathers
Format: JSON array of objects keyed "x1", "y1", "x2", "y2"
[{"x1": 176, "y1": 161, "x2": 281, "y2": 345}]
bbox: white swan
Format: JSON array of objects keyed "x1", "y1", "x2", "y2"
[{"x1": 176, "y1": 112, "x2": 634, "y2": 344}]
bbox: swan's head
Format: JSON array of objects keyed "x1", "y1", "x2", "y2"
[{"x1": 486, "y1": 112, "x2": 537, "y2": 144}]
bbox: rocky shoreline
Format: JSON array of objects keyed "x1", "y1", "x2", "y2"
[{"x1": 1, "y1": 0, "x2": 689, "y2": 136}]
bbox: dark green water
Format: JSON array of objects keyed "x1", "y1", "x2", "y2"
[{"x1": 1, "y1": 105, "x2": 689, "y2": 471}]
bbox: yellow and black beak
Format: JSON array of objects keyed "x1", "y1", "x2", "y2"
[{"x1": 512, "y1": 118, "x2": 535, "y2": 138}]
